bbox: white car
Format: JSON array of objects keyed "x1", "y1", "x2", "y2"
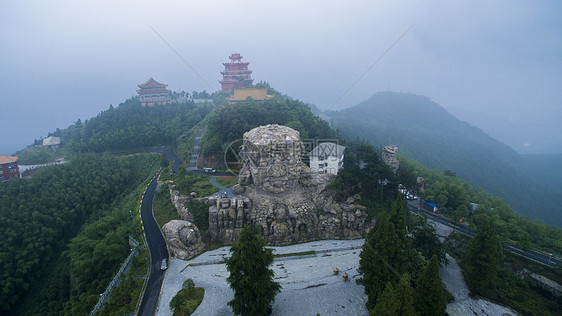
[{"x1": 161, "y1": 258, "x2": 168, "y2": 271}]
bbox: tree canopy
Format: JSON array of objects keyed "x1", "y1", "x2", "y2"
[
  {"x1": 225, "y1": 226, "x2": 281, "y2": 316},
  {"x1": 0, "y1": 153, "x2": 160, "y2": 314},
  {"x1": 463, "y1": 216, "x2": 504, "y2": 289}
]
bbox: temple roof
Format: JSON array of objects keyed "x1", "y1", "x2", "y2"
[
  {"x1": 0, "y1": 155, "x2": 18, "y2": 164},
  {"x1": 138, "y1": 77, "x2": 168, "y2": 89},
  {"x1": 227, "y1": 88, "x2": 273, "y2": 102}
]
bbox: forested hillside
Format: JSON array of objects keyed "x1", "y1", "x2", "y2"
[
  {"x1": 330, "y1": 92, "x2": 562, "y2": 225},
  {"x1": 38, "y1": 98, "x2": 213, "y2": 163},
  {"x1": 0, "y1": 154, "x2": 161, "y2": 314},
  {"x1": 200, "y1": 98, "x2": 337, "y2": 165}
]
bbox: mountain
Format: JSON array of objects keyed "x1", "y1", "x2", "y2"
[
  {"x1": 445, "y1": 106, "x2": 562, "y2": 155},
  {"x1": 329, "y1": 92, "x2": 562, "y2": 225}
]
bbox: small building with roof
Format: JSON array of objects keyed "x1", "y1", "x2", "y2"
[
  {"x1": 0, "y1": 155, "x2": 20, "y2": 181},
  {"x1": 137, "y1": 78, "x2": 171, "y2": 106},
  {"x1": 309, "y1": 142, "x2": 346, "y2": 175},
  {"x1": 42, "y1": 136, "x2": 61, "y2": 151}
]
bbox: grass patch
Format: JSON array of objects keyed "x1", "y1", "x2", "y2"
[
  {"x1": 17, "y1": 146, "x2": 62, "y2": 164},
  {"x1": 99, "y1": 277, "x2": 145, "y2": 316},
  {"x1": 215, "y1": 176, "x2": 238, "y2": 188},
  {"x1": 128, "y1": 247, "x2": 149, "y2": 276},
  {"x1": 169, "y1": 287, "x2": 205, "y2": 316},
  {"x1": 272, "y1": 250, "x2": 316, "y2": 258},
  {"x1": 173, "y1": 172, "x2": 217, "y2": 197},
  {"x1": 153, "y1": 187, "x2": 181, "y2": 227}
]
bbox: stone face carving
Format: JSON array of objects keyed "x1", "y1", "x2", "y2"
[
  {"x1": 162, "y1": 220, "x2": 204, "y2": 260},
  {"x1": 208, "y1": 124, "x2": 372, "y2": 245},
  {"x1": 238, "y1": 124, "x2": 308, "y2": 193}
]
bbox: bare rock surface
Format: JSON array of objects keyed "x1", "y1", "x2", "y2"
[
  {"x1": 162, "y1": 220, "x2": 204, "y2": 260},
  {"x1": 209, "y1": 124, "x2": 372, "y2": 245}
]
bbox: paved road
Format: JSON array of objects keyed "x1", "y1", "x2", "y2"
[
  {"x1": 150, "y1": 147, "x2": 181, "y2": 174},
  {"x1": 137, "y1": 147, "x2": 182, "y2": 315},
  {"x1": 209, "y1": 176, "x2": 236, "y2": 197},
  {"x1": 407, "y1": 199, "x2": 561, "y2": 267},
  {"x1": 138, "y1": 172, "x2": 169, "y2": 316}
]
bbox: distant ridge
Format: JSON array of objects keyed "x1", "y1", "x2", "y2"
[{"x1": 330, "y1": 91, "x2": 562, "y2": 225}]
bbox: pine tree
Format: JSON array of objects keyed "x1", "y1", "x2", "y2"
[
  {"x1": 414, "y1": 255, "x2": 447, "y2": 316},
  {"x1": 463, "y1": 216, "x2": 504, "y2": 289},
  {"x1": 225, "y1": 226, "x2": 281, "y2": 316},
  {"x1": 359, "y1": 214, "x2": 400, "y2": 310},
  {"x1": 389, "y1": 195, "x2": 412, "y2": 273},
  {"x1": 372, "y1": 274, "x2": 418, "y2": 316}
]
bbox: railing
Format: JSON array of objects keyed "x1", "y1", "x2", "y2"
[{"x1": 90, "y1": 247, "x2": 139, "y2": 316}]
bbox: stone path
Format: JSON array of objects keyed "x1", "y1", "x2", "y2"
[
  {"x1": 157, "y1": 239, "x2": 368, "y2": 316},
  {"x1": 440, "y1": 254, "x2": 519, "y2": 315}
]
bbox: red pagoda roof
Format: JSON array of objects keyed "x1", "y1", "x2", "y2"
[
  {"x1": 229, "y1": 53, "x2": 243, "y2": 61},
  {"x1": 138, "y1": 77, "x2": 168, "y2": 89}
]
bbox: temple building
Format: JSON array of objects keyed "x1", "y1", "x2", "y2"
[
  {"x1": 137, "y1": 78, "x2": 171, "y2": 106},
  {"x1": 226, "y1": 88, "x2": 274, "y2": 103},
  {"x1": 220, "y1": 53, "x2": 253, "y2": 92},
  {"x1": 0, "y1": 155, "x2": 20, "y2": 181}
]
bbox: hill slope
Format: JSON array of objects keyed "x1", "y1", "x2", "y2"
[{"x1": 330, "y1": 92, "x2": 562, "y2": 225}]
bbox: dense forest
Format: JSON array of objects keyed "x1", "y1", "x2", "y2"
[
  {"x1": 18, "y1": 98, "x2": 213, "y2": 165},
  {"x1": 200, "y1": 98, "x2": 337, "y2": 164},
  {"x1": 330, "y1": 91, "x2": 562, "y2": 226},
  {"x1": 0, "y1": 154, "x2": 161, "y2": 314}
]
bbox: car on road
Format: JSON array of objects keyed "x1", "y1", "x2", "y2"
[
  {"x1": 161, "y1": 258, "x2": 167, "y2": 271},
  {"x1": 203, "y1": 167, "x2": 216, "y2": 173}
]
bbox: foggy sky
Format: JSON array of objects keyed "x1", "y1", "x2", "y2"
[{"x1": 1, "y1": 0, "x2": 561, "y2": 155}]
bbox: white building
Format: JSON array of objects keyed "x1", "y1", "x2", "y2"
[
  {"x1": 42, "y1": 136, "x2": 61, "y2": 151},
  {"x1": 308, "y1": 142, "x2": 346, "y2": 175}
]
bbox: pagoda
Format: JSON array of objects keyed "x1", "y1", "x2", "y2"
[
  {"x1": 220, "y1": 53, "x2": 253, "y2": 92},
  {"x1": 137, "y1": 78, "x2": 171, "y2": 106}
]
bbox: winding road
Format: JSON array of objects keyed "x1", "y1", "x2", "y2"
[
  {"x1": 137, "y1": 146, "x2": 183, "y2": 315},
  {"x1": 138, "y1": 127, "x2": 233, "y2": 315},
  {"x1": 138, "y1": 172, "x2": 168, "y2": 316}
]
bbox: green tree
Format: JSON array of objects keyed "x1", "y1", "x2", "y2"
[
  {"x1": 372, "y1": 274, "x2": 417, "y2": 316},
  {"x1": 389, "y1": 195, "x2": 412, "y2": 272},
  {"x1": 359, "y1": 214, "x2": 400, "y2": 310},
  {"x1": 414, "y1": 255, "x2": 447, "y2": 316},
  {"x1": 453, "y1": 205, "x2": 469, "y2": 223},
  {"x1": 463, "y1": 216, "x2": 504, "y2": 289},
  {"x1": 412, "y1": 220, "x2": 447, "y2": 264},
  {"x1": 225, "y1": 226, "x2": 281, "y2": 316}
]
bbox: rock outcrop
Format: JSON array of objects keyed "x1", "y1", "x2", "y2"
[
  {"x1": 168, "y1": 184, "x2": 194, "y2": 222},
  {"x1": 382, "y1": 145, "x2": 399, "y2": 174},
  {"x1": 162, "y1": 220, "x2": 205, "y2": 260},
  {"x1": 208, "y1": 124, "x2": 372, "y2": 245}
]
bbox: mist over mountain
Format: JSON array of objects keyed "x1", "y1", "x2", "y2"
[
  {"x1": 445, "y1": 106, "x2": 562, "y2": 155},
  {"x1": 329, "y1": 91, "x2": 562, "y2": 225}
]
